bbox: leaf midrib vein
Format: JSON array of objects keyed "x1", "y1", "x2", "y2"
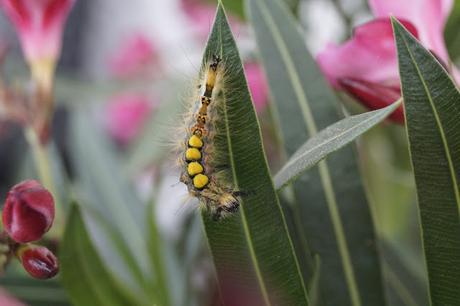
[{"x1": 217, "y1": 8, "x2": 272, "y2": 306}]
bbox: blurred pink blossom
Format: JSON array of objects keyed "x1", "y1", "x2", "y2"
[
  {"x1": 0, "y1": 288, "x2": 25, "y2": 306},
  {"x1": 317, "y1": 0, "x2": 457, "y2": 124},
  {"x1": 245, "y1": 62, "x2": 269, "y2": 113},
  {"x1": 181, "y1": 0, "x2": 242, "y2": 40},
  {"x1": 105, "y1": 93, "x2": 154, "y2": 145},
  {"x1": 108, "y1": 33, "x2": 158, "y2": 79},
  {"x1": 0, "y1": 0, "x2": 75, "y2": 63}
]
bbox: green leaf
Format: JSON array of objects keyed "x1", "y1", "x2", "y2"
[
  {"x1": 60, "y1": 205, "x2": 141, "y2": 306},
  {"x1": 69, "y1": 111, "x2": 170, "y2": 305},
  {"x1": 147, "y1": 200, "x2": 172, "y2": 306},
  {"x1": 307, "y1": 255, "x2": 322, "y2": 306},
  {"x1": 70, "y1": 112, "x2": 150, "y2": 284},
  {"x1": 162, "y1": 215, "x2": 205, "y2": 306},
  {"x1": 274, "y1": 100, "x2": 402, "y2": 189},
  {"x1": 445, "y1": 0, "x2": 460, "y2": 61},
  {"x1": 246, "y1": 0, "x2": 386, "y2": 305},
  {"x1": 392, "y1": 18, "x2": 460, "y2": 306},
  {"x1": 217, "y1": 0, "x2": 245, "y2": 19},
  {"x1": 198, "y1": 3, "x2": 309, "y2": 305},
  {"x1": 209, "y1": 0, "x2": 300, "y2": 20},
  {"x1": 381, "y1": 240, "x2": 429, "y2": 306},
  {"x1": 0, "y1": 274, "x2": 69, "y2": 306}
]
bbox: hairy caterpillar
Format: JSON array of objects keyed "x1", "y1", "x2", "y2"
[{"x1": 179, "y1": 55, "x2": 242, "y2": 220}]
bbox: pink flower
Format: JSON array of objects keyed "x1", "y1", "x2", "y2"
[
  {"x1": 245, "y1": 62, "x2": 269, "y2": 113},
  {"x1": 181, "y1": 0, "x2": 242, "y2": 40},
  {"x1": 0, "y1": 0, "x2": 75, "y2": 145},
  {"x1": 339, "y1": 77, "x2": 404, "y2": 123},
  {"x1": 0, "y1": 288, "x2": 25, "y2": 306},
  {"x1": 2, "y1": 180, "x2": 55, "y2": 243},
  {"x1": 108, "y1": 33, "x2": 158, "y2": 79},
  {"x1": 0, "y1": 0, "x2": 75, "y2": 63},
  {"x1": 181, "y1": 0, "x2": 216, "y2": 40},
  {"x1": 17, "y1": 245, "x2": 59, "y2": 279},
  {"x1": 369, "y1": 0, "x2": 452, "y2": 62},
  {"x1": 317, "y1": 0, "x2": 456, "y2": 124},
  {"x1": 105, "y1": 93, "x2": 154, "y2": 145}
]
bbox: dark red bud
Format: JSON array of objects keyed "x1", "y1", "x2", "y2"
[
  {"x1": 2, "y1": 180, "x2": 55, "y2": 243},
  {"x1": 338, "y1": 77, "x2": 405, "y2": 124},
  {"x1": 17, "y1": 245, "x2": 59, "y2": 279}
]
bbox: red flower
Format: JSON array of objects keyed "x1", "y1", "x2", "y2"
[
  {"x1": 0, "y1": 0, "x2": 75, "y2": 63},
  {"x1": 339, "y1": 78, "x2": 403, "y2": 123},
  {"x1": 2, "y1": 180, "x2": 55, "y2": 243},
  {"x1": 17, "y1": 245, "x2": 59, "y2": 279}
]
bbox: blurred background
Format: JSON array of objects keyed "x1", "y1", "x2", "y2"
[{"x1": 0, "y1": 0, "x2": 458, "y2": 305}]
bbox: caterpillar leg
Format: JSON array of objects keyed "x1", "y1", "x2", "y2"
[{"x1": 212, "y1": 193, "x2": 240, "y2": 220}]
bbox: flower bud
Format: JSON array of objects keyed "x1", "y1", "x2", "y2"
[
  {"x1": 17, "y1": 245, "x2": 58, "y2": 279},
  {"x1": 0, "y1": 0, "x2": 75, "y2": 65},
  {"x1": 0, "y1": 0, "x2": 76, "y2": 144},
  {"x1": 2, "y1": 180, "x2": 55, "y2": 243},
  {"x1": 338, "y1": 77, "x2": 404, "y2": 124}
]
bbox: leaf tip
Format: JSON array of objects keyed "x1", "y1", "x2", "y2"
[
  {"x1": 390, "y1": 16, "x2": 403, "y2": 35},
  {"x1": 391, "y1": 16, "x2": 419, "y2": 43},
  {"x1": 216, "y1": 0, "x2": 225, "y2": 11}
]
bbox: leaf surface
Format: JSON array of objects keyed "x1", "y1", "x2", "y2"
[
  {"x1": 199, "y1": 3, "x2": 309, "y2": 305},
  {"x1": 274, "y1": 101, "x2": 401, "y2": 189},
  {"x1": 61, "y1": 205, "x2": 142, "y2": 306},
  {"x1": 393, "y1": 18, "x2": 460, "y2": 306},
  {"x1": 247, "y1": 0, "x2": 386, "y2": 305}
]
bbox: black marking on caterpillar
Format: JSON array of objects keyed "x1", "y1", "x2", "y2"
[{"x1": 178, "y1": 55, "x2": 242, "y2": 220}]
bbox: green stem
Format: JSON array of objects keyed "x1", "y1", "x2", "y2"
[
  {"x1": 24, "y1": 127, "x2": 63, "y2": 237},
  {"x1": 25, "y1": 128, "x2": 54, "y2": 193}
]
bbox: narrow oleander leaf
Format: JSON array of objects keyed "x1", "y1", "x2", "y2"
[
  {"x1": 392, "y1": 18, "x2": 460, "y2": 306},
  {"x1": 381, "y1": 240, "x2": 430, "y2": 306},
  {"x1": 445, "y1": 0, "x2": 460, "y2": 61},
  {"x1": 220, "y1": 0, "x2": 245, "y2": 18},
  {"x1": 61, "y1": 205, "x2": 144, "y2": 306},
  {"x1": 199, "y1": 3, "x2": 309, "y2": 305},
  {"x1": 308, "y1": 255, "x2": 322, "y2": 306},
  {"x1": 147, "y1": 199, "x2": 172, "y2": 306},
  {"x1": 247, "y1": 0, "x2": 386, "y2": 305},
  {"x1": 0, "y1": 275, "x2": 68, "y2": 305},
  {"x1": 69, "y1": 111, "x2": 172, "y2": 305},
  {"x1": 274, "y1": 100, "x2": 401, "y2": 189},
  {"x1": 70, "y1": 111, "x2": 151, "y2": 285}
]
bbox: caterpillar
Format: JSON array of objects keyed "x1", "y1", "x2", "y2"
[{"x1": 179, "y1": 55, "x2": 242, "y2": 220}]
